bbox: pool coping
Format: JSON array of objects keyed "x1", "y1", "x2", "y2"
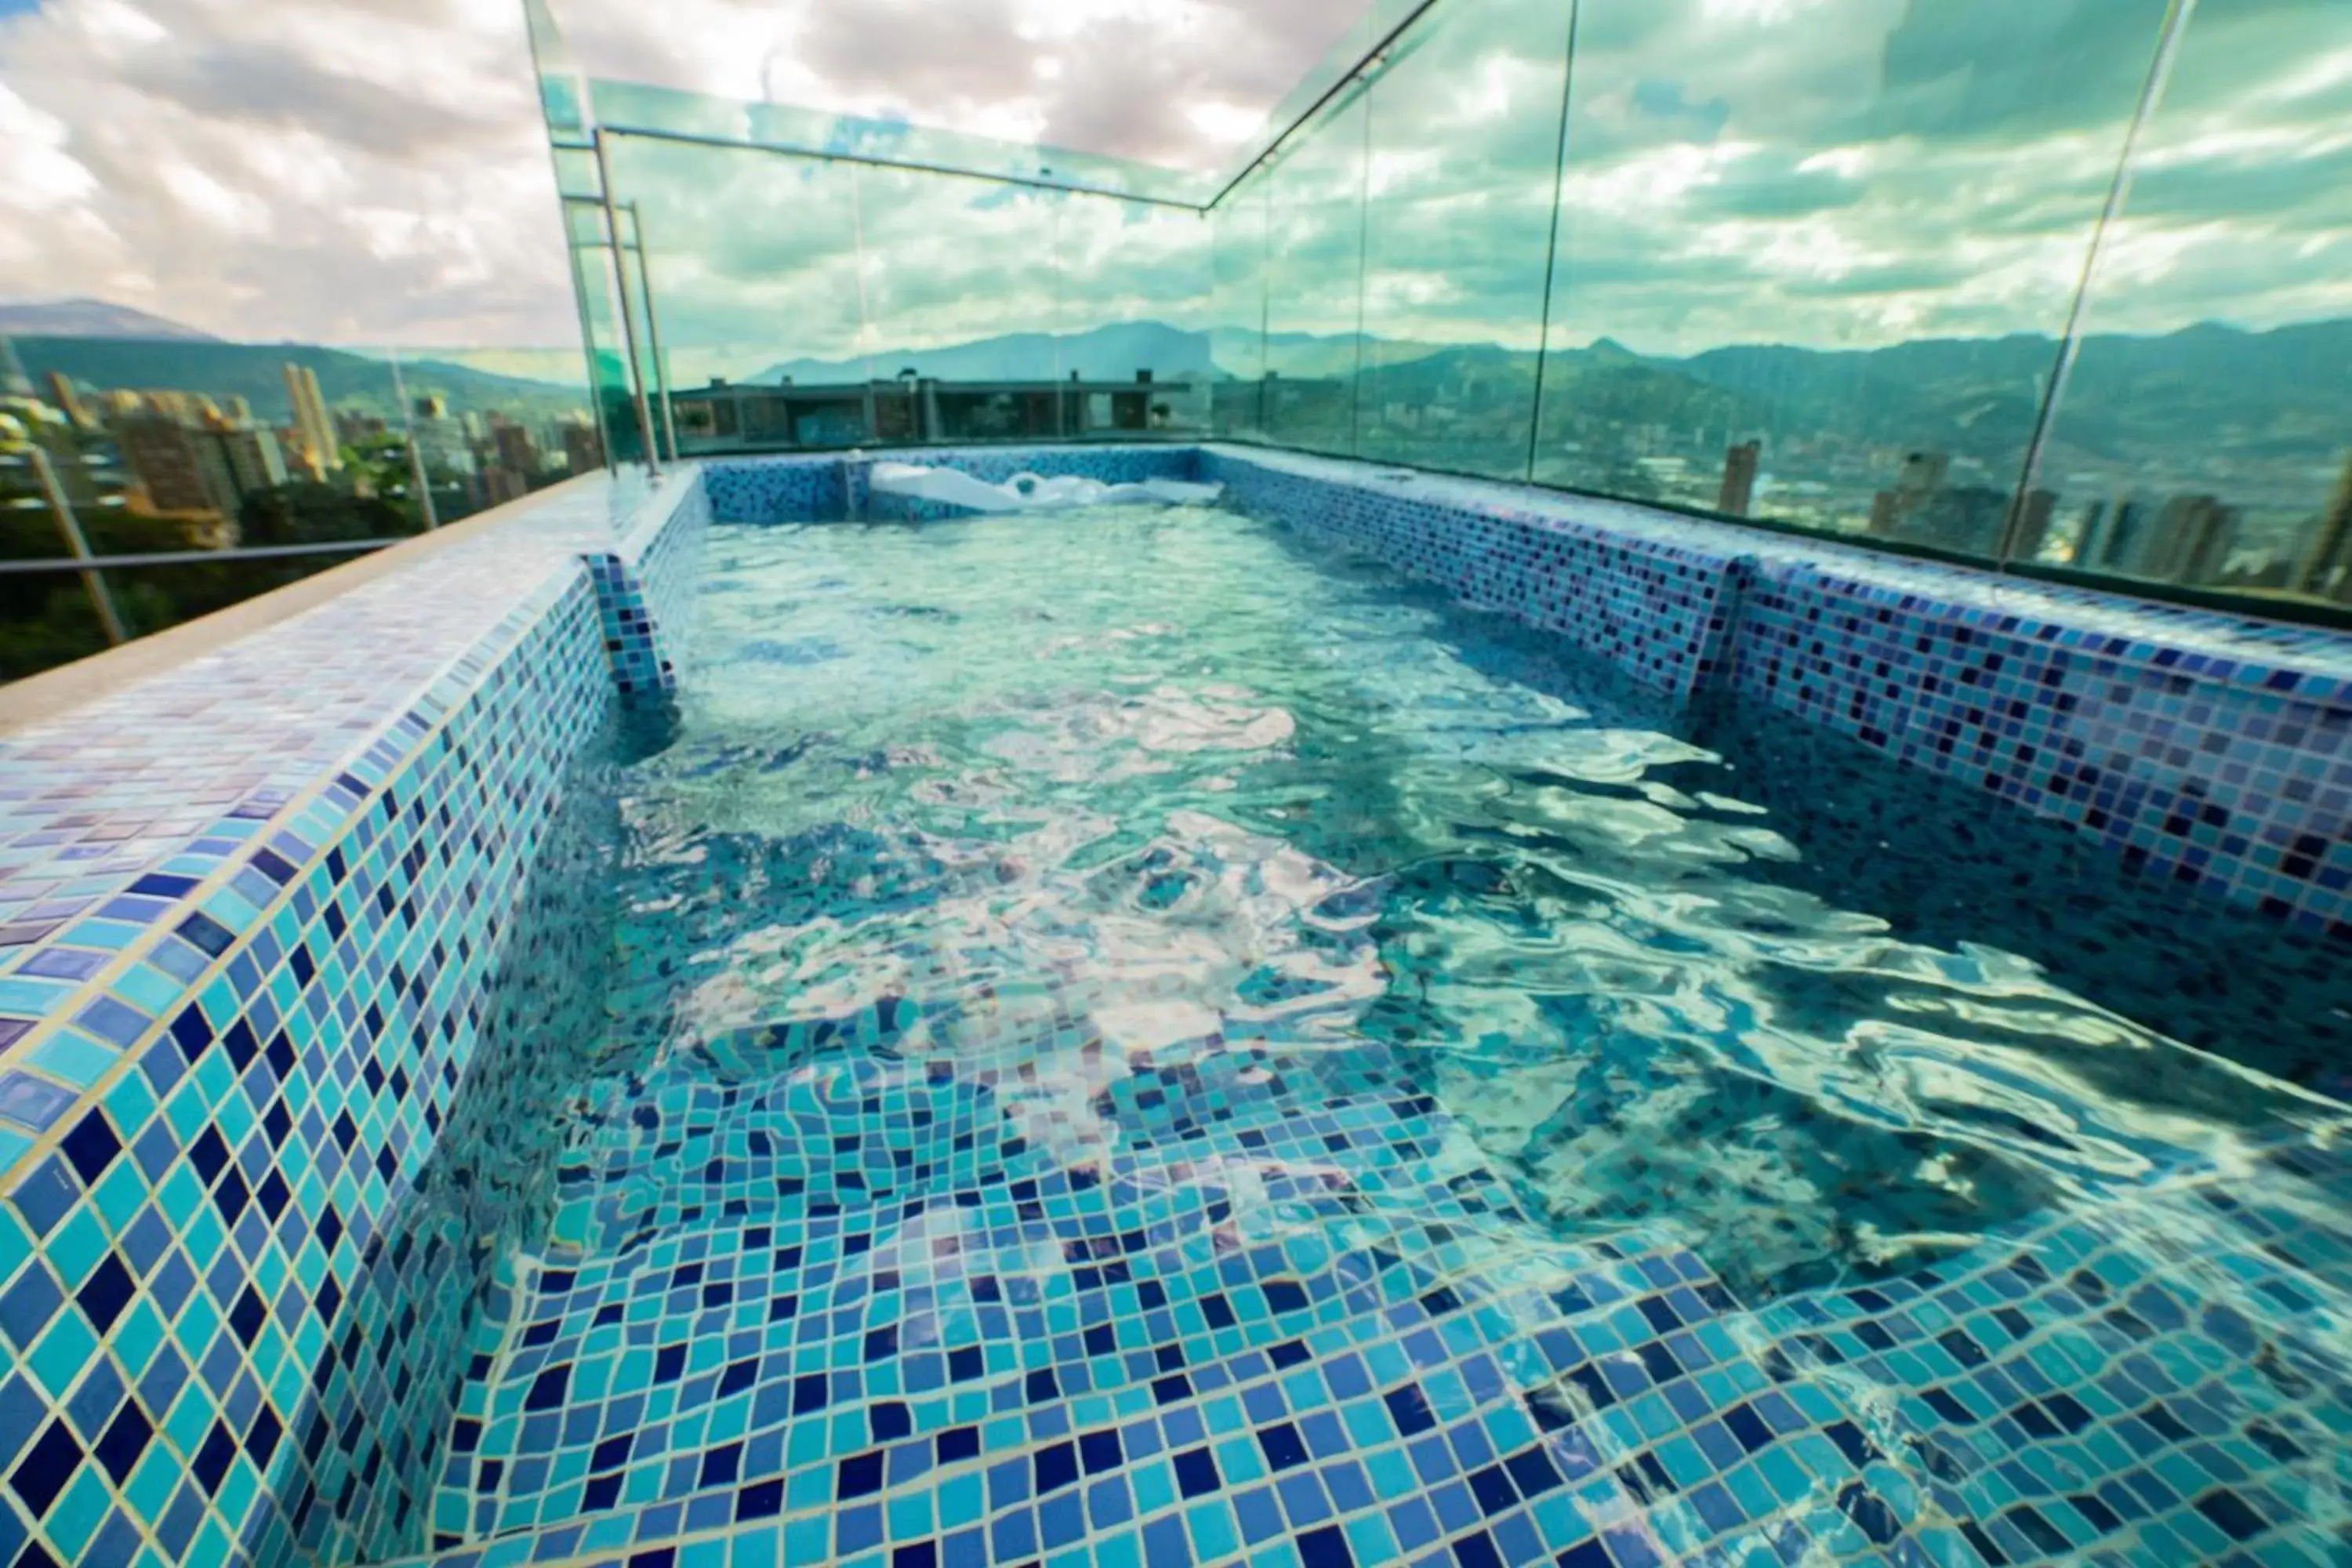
[{"x1": 0, "y1": 441, "x2": 2346, "y2": 1568}]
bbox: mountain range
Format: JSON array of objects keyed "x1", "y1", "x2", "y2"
[
  {"x1": 9, "y1": 296, "x2": 2345, "y2": 487},
  {"x1": 752, "y1": 322, "x2": 1443, "y2": 387},
  {"x1": 0, "y1": 298, "x2": 220, "y2": 341},
  {"x1": 10, "y1": 338, "x2": 588, "y2": 426},
  {"x1": 745, "y1": 315, "x2": 2350, "y2": 495}
]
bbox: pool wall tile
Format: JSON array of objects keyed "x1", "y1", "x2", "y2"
[
  {"x1": 583, "y1": 466, "x2": 713, "y2": 697},
  {"x1": 1200, "y1": 447, "x2": 1750, "y2": 699},
  {"x1": 0, "y1": 471, "x2": 709, "y2": 1565},
  {"x1": 686, "y1": 444, "x2": 2350, "y2": 926},
  {"x1": 1723, "y1": 557, "x2": 2352, "y2": 926},
  {"x1": 0, "y1": 442, "x2": 2347, "y2": 1568}
]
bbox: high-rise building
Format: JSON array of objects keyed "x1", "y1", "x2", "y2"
[
  {"x1": 561, "y1": 420, "x2": 603, "y2": 477},
  {"x1": 119, "y1": 417, "x2": 223, "y2": 514},
  {"x1": 209, "y1": 425, "x2": 289, "y2": 502},
  {"x1": 409, "y1": 395, "x2": 474, "y2": 477},
  {"x1": 282, "y1": 362, "x2": 341, "y2": 479},
  {"x1": 492, "y1": 420, "x2": 538, "y2": 477},
  {"x1": 45, "y1": 372, "x2": 95, "y2": 431},
  {"x1": 1716, "y1": 440, "x2": 1760, "y2": 517},
  {"x1": 119, "y1": 416, "x2": 289, "y2": 516},
  {"x1": 335, "y1": 410, "x2": 389, "y2": 444},
  {"x1": 2082, "y1": 499, "x2": 2149, "y2": 572},
  {"x1": 2293, "y1": 451, "x2": 2352, "y2": 601},
  {"x1": 1867, "y1": 450, "x2": 1951, "y2": 538},
  {"x1": 2142, "y1": 495, "x2": 2235, "y2": 584}
]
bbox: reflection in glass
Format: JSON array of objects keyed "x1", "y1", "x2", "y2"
[
  {"x1": 1355, "y1": 0, "x2": 1573, "y2": 478},
  {"x1": 1209, "y1": 174, "x2": 1271, "y2": 441},
  {"x1": 2020, "y1": 0, "x2": 2352, "y2": 605},
  {"x1": 1261, "y1": 90, "x2": 1370, "y2": 456},
  {"x1": 595, "y1": 132, "x2": 1214, "y2": 456},
  {"x1": 534, "y1": 0, "x2": 2349, "y2": 622},
  {"x1": 1532, "y1": 0, "x2": 2171, "y2": 555},
  {"x1": 0, "y1": 332, "x2": 607, "y2": 677}
]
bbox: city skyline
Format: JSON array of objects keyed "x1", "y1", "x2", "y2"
[
  {"x1": 2, "y1": 341, "x2": 602, "y2": 541},
  {"x1": 4, "y1": 290, "x2": 2344, "y2": 608}
]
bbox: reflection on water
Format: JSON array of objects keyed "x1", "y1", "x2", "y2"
[{"x1": 612, "y1": 506, "x2": 2343, "y2": 1300}]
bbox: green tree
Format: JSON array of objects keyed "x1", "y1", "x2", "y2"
[{"x1": 238, "y1": 481, "x2": 418, "y2": 546}]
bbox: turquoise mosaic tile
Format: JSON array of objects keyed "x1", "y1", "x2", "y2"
[
  {"x1": 1194, "y1": 445, "x2": 2350, "y2": 931},
  {"x1": 0, "y1": 471, "x2": 705, "y2": 1566},
  {"x1": 0, "y1": 442, "x2": 2343, "y2": 1568},
  {"x1": 586, "y1": 470, "x2": 713, "y2": 697},
  {"x1": 1201, "y1": 448, "x2": 1748, "y2": 701}
]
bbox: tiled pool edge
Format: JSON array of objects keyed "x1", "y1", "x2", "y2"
[
  {"x1": 585, "y1": 471, "x2": 714, "y2": 699},
  {"x1": 1187, "y1": 448, "x2": 2347, "y2": 933},
  {"x1": 0, "y1": 474, "x2": 710, "y2": 1565},
  {"x1": 0, "y1": 441, "x2": 2343, "y2": 1568},
  {"x1": 694, "y1": 445, "x2": 2350, "y2": 931}
]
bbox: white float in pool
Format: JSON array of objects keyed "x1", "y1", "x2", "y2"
[{"x1": 870, "y1": 460, "x2": 1223, "y2": 514}]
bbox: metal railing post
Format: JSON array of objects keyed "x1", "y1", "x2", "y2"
[
  {"x1": 593, "y1": 130, "x2": 662, "y2": 476},
  {"x1": 387, "y1": 347, "x2": 441, "y2": 530},
  {"x1": 625, "y1": 203, "x2": 681, "y2": 463},
  {"x1": 27, "y1": 445, "x2": 128, "y2": 645}
]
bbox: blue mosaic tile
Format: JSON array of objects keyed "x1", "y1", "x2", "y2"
[
  {"x1": 0, "y1": 470, "x2": 705, "y2": 1565},
  {"x1": 584, "y1": 469, "x2": 713, "y2": 698},
  {"x1": 1201, "y1": 448, "x2": 1747, "y2": 699},
  {"x1": 1725, "y1": 556, "x2": 2352, "y2": 929},
  {"x1": 1191, "y1": 445, "x2": 2352, "y2": 930},
  {"x1": 0, "y1": 441, "x2": 2343, "y2": 1568},
  {"x1": 702, "y1": 456, "x2": 850, "y2": 527},
  {"x1": 703, "y1": 447, "x2": 1199, "y2": 526}
]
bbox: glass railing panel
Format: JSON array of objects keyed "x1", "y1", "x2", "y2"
[
  {"x1": 560, "y1": 199, "x2": 643, "y2": 464},
  {"x1": 1353, "y1": 0, "x2": 1573, "y2": 480},
  {"x1": 597, "y1": 131, "x2": 1212, "y2": 456},
  {"x1": 376, "y1": 349, "x2": 606, "y2": 521},
  {"x1": 1216, "y1": 0, "x2": 1436, "y2": 200},
  {"x1": 1261, "y1": 89, "x2": 1372, "y2": 456},
  {"x1": 602, "y1": 136, "x2": 873, "y2": 457},
  {"x1": 1, "y1": 332, "x2": 606, "y2": 681},
  {"x1": 584, "y1": 78, "x2": 1209, "y2": 204},
  {"x1": 2, "y1": 332, "x2": 419, "y2": 680},
  {"x1": 1049, "y1": 193, "x2": 1214, "y2": 441},
  {"x1": 1531, "y1": 0, "x2": 2173, "y2": 552},
  {"x1": 5, "y1": 332, "x2": 423, "y2": 550},
  {"x1": 2019, "y1": 0, "x2": 2352, "y2": 607},
  {"x1": 855, "y1": 165, "x2": 1068, "y2": 447},
  {"x1": 1208, "y1": 172, "x2": 1272, "y2": 441}
]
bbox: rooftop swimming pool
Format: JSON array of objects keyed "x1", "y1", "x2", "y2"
[
  {"x1": 2, "y1": 449, "x2": 2347, "y2": 1568},
  {"x1": 400, "y1": 500, "x2": 2348, "y2": 1563}
]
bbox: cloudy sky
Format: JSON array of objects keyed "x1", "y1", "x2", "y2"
[
  {"x1": 1, "y1": 0, "x2": 2346, "y2": 366},
  {"x1": 0, "y1": 0, "x2": 1373, "y2": 346}
]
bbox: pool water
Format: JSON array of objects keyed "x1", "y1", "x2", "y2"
[
  {"x1": 639, "y1": 508, "x2": 2331, "y2": 1287},
  {"x1": 409, "y1": 506, "x2": 2352, "y2": 1563}
]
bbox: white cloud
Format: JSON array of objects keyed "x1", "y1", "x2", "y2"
[
  {"x1": 2, "y1": 0, "x2": 2345, "y2": 365},
  {"x1": 0, "y1": 0, "x2": 1373, "y2": 345}
]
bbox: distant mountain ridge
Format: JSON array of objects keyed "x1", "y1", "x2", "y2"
[
  {"x1": 754, "y1": 322, "x2": 1212, "y2": 385},
  {"x1": 0, "y1": 299, "x2": 220, "y2": 342},
  {"x1": 12, "y1": 338, "x2": 586, "y2": 425},
  {"x1": 749, "y1": 321, "x2": 1454, "y2": 387},
  {"x1": 10, "y1": 300, "x2": 2344, "y2": 478}
]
